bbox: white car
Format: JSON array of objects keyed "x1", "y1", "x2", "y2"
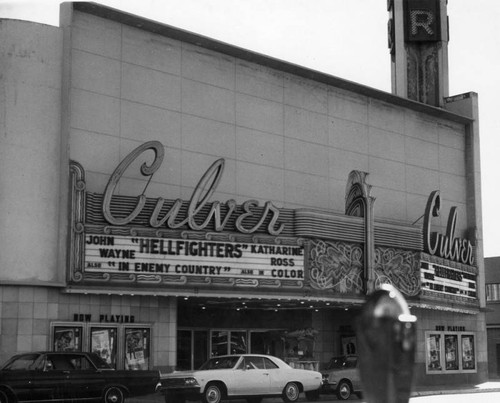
[
  {"x1": 321, "y1": 356, "x2": 362, "y2": 400},
  {"x1": 157, "y1": 354, "x2": 322, "y2": 403}
]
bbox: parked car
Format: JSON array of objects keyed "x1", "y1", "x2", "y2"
[
  {"x1": 157, "y1": 354, "x2": 322, "y2": 403},
  {"x1": 0, "y1": 351, "x2": 160, "y2": 403},
  {"x1": 321, "y1": 355, "x2": 361, "y2": 400}
]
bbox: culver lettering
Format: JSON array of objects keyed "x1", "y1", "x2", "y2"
[
  {"x1": 102, "y1": 141, "x2": 284, "y2": 235},
  {"x1": 423, "y1": 190, "x2": 474, "y2": 265}
]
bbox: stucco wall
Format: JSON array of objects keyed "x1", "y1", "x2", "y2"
[
  {"x1": 0, "y1": 20, "x2": 64, "y2": 284},
  {"x1": 66, "y1": 11, "x2": 469, "y2": 239}
]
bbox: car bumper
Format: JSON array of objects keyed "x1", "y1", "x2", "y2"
[
  {"x1": 158, "y1": 386, "x2": 201, "y2": 400},
  {"x1": 320, "y1": 382, "x2": 338, "y2": 394}
]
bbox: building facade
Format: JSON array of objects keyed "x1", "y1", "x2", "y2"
[
  {"x1": 485, "y1": 257, "x2": 500, "y2": 378},
  {"x1": 0, "y1": 2, "x2": 486, "y2": 387}
]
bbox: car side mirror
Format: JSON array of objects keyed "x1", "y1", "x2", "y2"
[
  {"x1": 246, "y1": 365, "x2": 253, "y2": 370},
  {"x1": 45, "y1": 361, "x2": 53, "y2": 371}
]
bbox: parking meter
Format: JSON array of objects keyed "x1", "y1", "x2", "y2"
[{"x1": 356, "y1": 284, "x2": 416, "y2": 403}]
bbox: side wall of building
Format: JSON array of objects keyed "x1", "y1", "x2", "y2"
[{"x1": 0, "y1": 20, "x2": 65, "y2": 284}]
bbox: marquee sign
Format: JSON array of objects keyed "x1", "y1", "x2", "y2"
[
  {"x1": 84, "y1": 234, "x2": 304, "y2": 283},
  {"x1": 420, "y1": 261, "x2": 477, "y2": 299},
  {"x1": 423, "y1": 191, "x2": 474, "y2": 266}
]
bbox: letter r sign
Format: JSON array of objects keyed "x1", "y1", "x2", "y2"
[{"x1": 404, "y1": 0, "x2": 441, "y2": 42}]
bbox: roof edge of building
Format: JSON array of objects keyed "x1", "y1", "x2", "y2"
[{"x1": 71, "y1": 1, "x2": 472, "y2": 126}]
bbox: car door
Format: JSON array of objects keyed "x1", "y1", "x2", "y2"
[
  {"x1": 231, "y1": 356, "x2": 271, "y2": 396},
  {"x1": 65, "y1": 353, "x2": 107, "y2": 400},
  {"x1": 0, "y1": 369, "x2": 36, "y2": 402},
  {"x1": 263, "y1": 357, "x2": 287, "y2": 394},
  {"x1": 31, "y1": 354, "x2": 70, "y2": 401}
]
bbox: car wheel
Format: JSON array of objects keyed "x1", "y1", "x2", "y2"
[
  {"x1": 336, "y1": 380, "x2": 352, "y2": 400},
  {"x1": 203, "y1": 383, "x2": 224, "y2": 403},
  {"x1": 103, "y1": 386, "x2": 124, "y2": 403},
  {"x1": 0, "y1": 390, "x2": 11, "y2": 403},
  {"x1": 282, "y1": 382, "x2": 300, "y2": 403},
  {"x1": 305, "y1": 389, "x2": 320, "y2": 401}
]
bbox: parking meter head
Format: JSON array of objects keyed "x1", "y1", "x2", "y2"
[{"x1": 356, "y1": 284, "x2": 416, "y2": 403}]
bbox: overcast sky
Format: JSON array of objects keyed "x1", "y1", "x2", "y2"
[{"x1": 2, "y1": 0, "x2": 499, "y2": 257}]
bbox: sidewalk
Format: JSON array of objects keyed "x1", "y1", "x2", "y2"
[
  {"x1": 411, "y1": 380, "x2": 500, "y2": 397},
  {"x1": 128, "y1": 381, "x2": 500, "y2": 402}
]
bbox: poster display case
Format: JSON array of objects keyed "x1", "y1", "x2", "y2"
[
  {"x1": 90, "y1": 327, "x2": 117, "y2": 368},
  {"x1": 425, "y1": 331, "x2": 476, "y2": 374},
  {"x1": 125, "y1": 328, "x2": 150, "y2": 370},
  {"x1": 50, "y1": 322, "x2": 152, "y2": 370}
]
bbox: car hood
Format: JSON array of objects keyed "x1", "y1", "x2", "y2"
[{"x1": 160, "y1": 369, "x2": 212, "y2": 379}]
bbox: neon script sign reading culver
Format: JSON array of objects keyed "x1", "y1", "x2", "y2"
[
  {"x1": 102, "y1": 141, "x2": 284, "y2": 235},
  {"x1": 423, "y1": 190, "x2": 474, "y2": 265}
]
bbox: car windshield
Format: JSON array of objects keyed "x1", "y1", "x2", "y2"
[
  {"x1": 199, "y1": 356, "x2": 240, "y2": 370},
  {"x1": 326, "y1": 356, "x2": 357, "y2": 370},
  {"x1": 2, "y1": 354, "x2": 41, "y2": 370}
]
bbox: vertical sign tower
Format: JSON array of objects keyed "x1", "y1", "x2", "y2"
[{"x1": 388, "y1": 0, "x2": 449, "y2": 107}]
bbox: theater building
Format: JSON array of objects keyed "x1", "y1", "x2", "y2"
[
  {"x1": 0, "y1": 1, "x2": 487, "y2": 387},
  {"x1": 485, "y1": 257, "x2": 500, "y2": 378}
]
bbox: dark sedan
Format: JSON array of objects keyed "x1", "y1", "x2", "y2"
[{"x1": 0, "y1": 351, "x2": 160, "y2": 403}]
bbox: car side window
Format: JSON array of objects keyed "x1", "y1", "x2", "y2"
[
  {"x1": 345, "y1": 357, "x2": 357, "y2": 368},
  {"x1": 47, "y1": 355, "x2": 75, "y2": 370},
  {"x1": 263, "y1": 358, "x2": 279, "y2": 370},
  {"x1": 247, "y1": 357, "x2": 265, "y2": 369},
  {"x1": 68, "y1": 355, "x2": 93, "y2": 370},
  {"x1": 44, "y1": 358, "x2": 55, "y2": 371}
]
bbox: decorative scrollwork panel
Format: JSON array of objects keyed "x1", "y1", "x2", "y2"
[
  {"x1": 308, "y1": 240, "x2": 364, "y2": 294},
  {"x1": 374, "y1": 247, "x2": 421, "y2": 296}
]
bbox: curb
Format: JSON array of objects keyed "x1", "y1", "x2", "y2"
[{"x1": 411, "y1": 386, "x2": 500, "y2": 397}]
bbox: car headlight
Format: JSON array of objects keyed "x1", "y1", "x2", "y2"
[{"x1": 184, "y1": 378, "x2": 200, "y2": 387}]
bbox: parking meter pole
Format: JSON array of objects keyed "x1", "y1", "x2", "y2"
[{"x1": 356, "y1": 284, "x2": 417, "y2": 403}]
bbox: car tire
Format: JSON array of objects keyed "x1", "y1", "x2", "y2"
[
  {"x1": 103, "y1": 386, "x2": 124, "y2": 403},
  {"x1": 305, "y1": 389, "x2": 320, "y2": 401},
  {"x1": 282, "y1": 382, "x2": 300, "y2": 403},
  {"x1": 0, "y1": 390, "x2": 11, "y2": 403},
  {"x1": 336, "y1": 380, "x2": 352, "y2": 400},
  {"x1": 203, "y1": 383, "x2": 224, "y2": 403}
]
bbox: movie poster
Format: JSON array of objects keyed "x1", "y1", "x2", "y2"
[
  {"x1": 445, "y1": 334, "x2": 459, "y2": 370},
  {"x1": 90, "y1": 327, "x2": 117, "y2": 368},
  {"x1": 53, "y1": 326, "x2": 82, "y2": 351},
  {"x1": 124, "y1": 328, "x2": 150, "y2": 370},
  {"x1": 426, "y1": 334, "x2": 442, "y2": 371},
  {"x1": 461, "y1": 335, "x2": 475, "y2": 370}
]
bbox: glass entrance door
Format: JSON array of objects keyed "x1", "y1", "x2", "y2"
[
  {"x1": 211, "y1": 330, "x2": 247, "y2": 356},
  {"x1": 177, "y1": 330, "x2": 209, "y2": 370}
]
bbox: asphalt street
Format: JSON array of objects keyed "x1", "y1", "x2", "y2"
[{"x1": 127, "y1": 380, "x2": 500, "y2": 402}]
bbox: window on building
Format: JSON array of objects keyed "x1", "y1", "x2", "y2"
[{"x1": 486, "y1": 283, "x2": 500, "y2": 301}]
